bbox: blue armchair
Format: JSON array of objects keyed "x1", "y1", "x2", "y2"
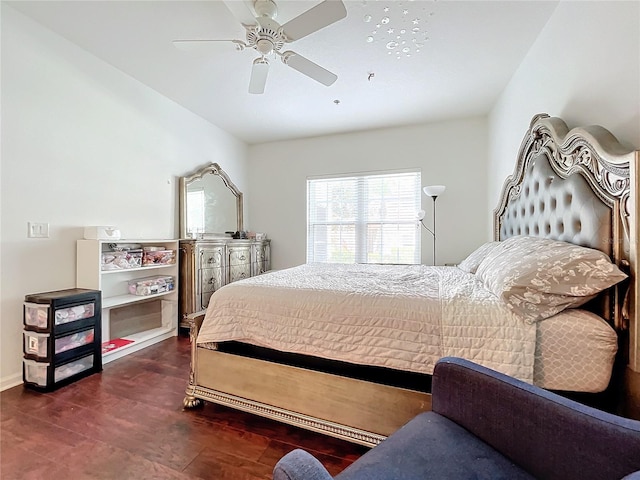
[{"x1": 274, "y1": 357, "x2": 640, "y2": 480}]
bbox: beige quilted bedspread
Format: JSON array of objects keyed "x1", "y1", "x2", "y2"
[{"x1": 197, "y1": 263, "x2": 537, "y2": 383}]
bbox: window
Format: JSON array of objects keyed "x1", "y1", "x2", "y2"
[
  {"x1": 307, "y1": 170, "x2": 421, "y2": 264},
  {"x1": 186, "y1": 189, "x2": 205, "y2": 236}
]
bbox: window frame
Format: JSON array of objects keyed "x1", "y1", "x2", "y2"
[{"x1": 306, "y1": 169, "x2": 422, "y2": 265}]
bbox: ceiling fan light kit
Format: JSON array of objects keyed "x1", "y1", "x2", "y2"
[
  {"x1": 253, "y1": 0, "x2": 278, "y2": 20},
  {"x1": 173, "y1": 0, "x2": 347, "y2": 94}
]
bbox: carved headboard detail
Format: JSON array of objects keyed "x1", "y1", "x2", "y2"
[{"x1": 494, "y1": 114, "x2": 639, "y2": 371}]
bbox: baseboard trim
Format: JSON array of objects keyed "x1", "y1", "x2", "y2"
[{"x1": 1, "y1": 373, "x2": 23, "y2": 392}]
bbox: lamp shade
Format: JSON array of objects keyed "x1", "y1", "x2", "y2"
[
  {"x1": 423, "y1": 185, "x2": 446, "y2": 197},
  {"x1": 416, "y1": 209, "x2": 426, "y2": 221}
]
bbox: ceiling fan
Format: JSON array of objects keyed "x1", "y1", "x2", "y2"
[{"x1": 173, "y1": 0, "x2": 347, "y2": 94}]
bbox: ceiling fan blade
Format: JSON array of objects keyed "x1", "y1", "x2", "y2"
[
  {"x1": 172, "y1": 39, "x2": 244, "y2": 52},
  {"x1": 223, "y1": 0, "x2": 257, "y2": 26},
  {"x1": 249, "y1": 59, "x2": 270, "y2": 94},
  {"x1": 281, "y1": 0, "x2": 347, "y2": 42},
  {"x1": 281, "y1": 51, "x2": 337, "y2": 86}
]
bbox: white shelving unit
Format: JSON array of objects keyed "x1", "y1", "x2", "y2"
[{"x1": 76, "y1": 239, "x2": 179, "y2": 364}]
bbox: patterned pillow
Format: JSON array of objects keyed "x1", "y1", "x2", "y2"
[
  {"x1": 457, "y1": 241, "x2": 501, "y2": 274},
  {"x1": 475, "y1": 236, "x2": 627, "y2": 323}
]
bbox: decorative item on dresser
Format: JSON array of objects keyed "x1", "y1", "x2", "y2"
[{"x1": 178, "y1": 162, "x2": 271, "y2": 329}]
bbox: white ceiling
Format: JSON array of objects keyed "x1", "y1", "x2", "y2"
[{"x1": 7, "y1": 0, "x2": 558, "y2": 144}]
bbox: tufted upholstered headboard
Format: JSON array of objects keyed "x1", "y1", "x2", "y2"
[
  {"x1": 497, "y1": 153, "x2": 613, "y2": 255},
  {"x1": 494, "y1": 114, "x2": 639, "y2": 371}
]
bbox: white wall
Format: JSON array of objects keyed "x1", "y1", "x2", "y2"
[
  {"x1": 247, "y1": 117, "x2": 489, "y2": 270},
  {"x1": 488, "y1": 0, "x2": 640, "y2": 210},
  {"x1": 0, "y1": 5, "x2": 248, "y2": 389}
]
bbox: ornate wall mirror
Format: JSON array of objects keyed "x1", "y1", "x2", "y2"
[{"x1": 179, "y1": 163, "x2": 243, "y2": 238}]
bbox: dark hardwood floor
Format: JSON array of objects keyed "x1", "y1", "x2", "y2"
[{"x1": 1, "y1": 336, "x2": 368, "y2": 479}]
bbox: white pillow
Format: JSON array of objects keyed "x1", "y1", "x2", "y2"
[
  {"x1": 457, "y1": 241, "x2": 501, "y2": 274},
  {"x1": 475, "y1": 236, "x2": 627, "y2": 323}
]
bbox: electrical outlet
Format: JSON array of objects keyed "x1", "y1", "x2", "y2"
[{"x1": 28, "y1": 222, "x2": 49, "y2": 238}]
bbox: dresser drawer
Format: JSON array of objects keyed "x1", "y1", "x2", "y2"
[
  {"x1": 230, "y1": 264, "x2": 251, "y2": 283},
  {"x1": 253, "y1": 247, "x2": 266, "y2": 263},
  {"x1": 228, "y1": 247, "x2": 251, "y2": 266},
  {"x1": 199, "y1": 268, "x2": 225, "y2": 293},
  {"x1": 199, "y1": 247, "x2": 224, "y2": 268}
]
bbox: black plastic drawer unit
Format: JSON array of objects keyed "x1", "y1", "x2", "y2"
[{"x1": 22, "y1": 288, "x2": 102, "y2": 392}]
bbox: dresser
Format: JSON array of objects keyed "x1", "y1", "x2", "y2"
[{"x1": 178, "y1": 238, "x2": 270, "y2": 328}]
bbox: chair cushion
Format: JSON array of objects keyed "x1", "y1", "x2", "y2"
[{"x1": 336, "y1": 412, "x2": 534, "y2": 480}]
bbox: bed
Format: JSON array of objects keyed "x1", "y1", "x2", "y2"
[{"x1": 183, "y1": 113, "x2": 639, "y2": 446}]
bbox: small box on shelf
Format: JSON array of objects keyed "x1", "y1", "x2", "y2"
[
  {"x1": 127, "y1": 275, "x2": 174, "y2": 296},
  {"x1": 142, "y1": 249, "x2": 176, "y2": 266},
  {"x1": 101, "y1": 248, "x2": 143, "y2": 271}
]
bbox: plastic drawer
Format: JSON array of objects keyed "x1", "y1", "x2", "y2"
[
  {"x1": 55, "y1": 354, "x2": 94, "y2": 382},
  {"x1": 23, "y1": 359, "x2": 49, "y2": 387},
  {"x1": 24, "y1": 301, "x2": 96, "y2": 331},
  {"x1": 56, "y1": 329, "x2": 95, "y2": 354},
  {"x1": 23, "y1": 353, "x2": 96, "y2": 389},
  {"x1": 23, "y1": 303, "x2": 49, "y2": 329},
  {"x1": 54, "y1": 303, "x2": 95, "y2": 326},
  {"x1": 23, "y1": 331, "x2": 49, "y2": 359},
  {"x1": 23, "y1": 329, "x2": 95, "y2": 361}
]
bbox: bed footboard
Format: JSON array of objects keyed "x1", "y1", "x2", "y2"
[
  {"x1": 182, "y1": 311, "x2": 431, "y2": 446},
  {"x1": 192, "y1": 347, "x2": 431, "y2": 446}
]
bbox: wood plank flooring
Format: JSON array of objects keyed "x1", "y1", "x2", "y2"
[{"x1": 1, "y1": 336, "x2": 369, "y2": 479}]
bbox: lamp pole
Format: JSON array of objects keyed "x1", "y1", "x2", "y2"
[
  {"x1": 422, "y1": 185, "x2": 446, "y2": 266},
  {"x1": 431, "y1": 195, "x2": 438, "y2": 266}
]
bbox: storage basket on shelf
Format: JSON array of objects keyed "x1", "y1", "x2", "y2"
[{"x1": 142, "y1": 247, "x2": 176, "y2": 266}]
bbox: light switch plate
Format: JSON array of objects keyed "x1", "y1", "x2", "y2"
[{"x1": 28, "y1": 222, "x2": 49, "y2": 238}]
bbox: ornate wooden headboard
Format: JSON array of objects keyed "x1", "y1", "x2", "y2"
[{"x1": 494, "y1": 114, "x2": 639, "y2": 371}]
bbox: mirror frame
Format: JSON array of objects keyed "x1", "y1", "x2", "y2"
[{"x1": 179, "y1": 162, "x2": 243, "y2": 238}]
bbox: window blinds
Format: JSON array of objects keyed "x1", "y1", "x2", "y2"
[{"x1": 307, "y1": 170, "x2": 421, "y2": 264}]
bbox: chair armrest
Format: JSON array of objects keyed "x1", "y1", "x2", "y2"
[
  {"x1": 273, "y1": 449, "x2": 334, "y2": 480},
  {"x1": 432, "y1": 357, "x2": 640, "y2": 480}
]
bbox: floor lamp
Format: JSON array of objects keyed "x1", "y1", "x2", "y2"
[{"x1": 417, "y1": 185, "x2": 446, "y2": 265}]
